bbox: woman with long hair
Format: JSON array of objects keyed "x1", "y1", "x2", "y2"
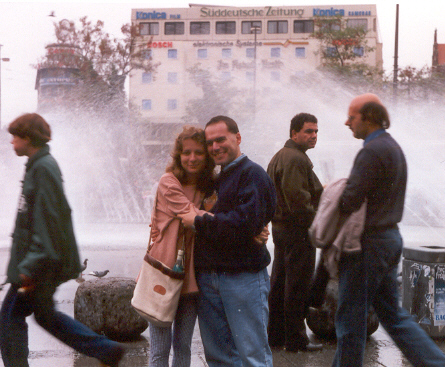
[{"x1": 147, "y1": 126, "x2": 215, "y2": 367}]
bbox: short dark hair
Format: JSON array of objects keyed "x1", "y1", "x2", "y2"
[
  {"x1": 205, "y1": 115, "x2": 239, "y2": 134},
  {"x1": 8, "y1": 113, "x2": 51, "y2": 147},
  {"x1": 290, "y1": 113, "x2": 317, "y2": 138},
  {"x1": 359, "y1": 102, "x2": 390, "y2": 129}
]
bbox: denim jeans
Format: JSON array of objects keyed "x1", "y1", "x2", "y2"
[
  {"x1": 149, "y1": 293, "x2": 199, "y2": 367},
  {"x1": 197, "y1": 269, "x2": 272, "y2": 367},
  {"x1": 0, "y1": 283, "x2": 124, "y2": 367},
  {"x1": 333, "y1": 227, "x2": 445, "y2": 367}
]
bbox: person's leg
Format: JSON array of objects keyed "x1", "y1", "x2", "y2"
[
  {"x1": 370, "y1": 229, "x2": 445, "y2": 367},
  {"x1": 267, "y1": 227, "x2": 286, "y2": 348},
  {"x1": 32, "y1": 284, "x2": 124, "y2": 366},
  {"x1": 172, "y1": 293, "x2": 199, "y2": 367},
  {"x1": 220, "y1": 269, "x2": 273, "y2": 367},
  {"x1": 0, "y1": 284, "x2": 33, "y2": 367},
  {"x1": 149, "y1": 322, "x2": 172, "y2": 367},
  {"x1": 332, "y1": 250, "x2": 367, "y2": 367},
  {"x1": 284, "y1": 227, "x2": 315, "y2": 350},
  {"x1": 197, "y1": 271, "x2": 242, "y2": 367}
]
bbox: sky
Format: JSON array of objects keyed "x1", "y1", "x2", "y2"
[{"x1": 0, "y1": 0, "x2": 443, "y2": 126}]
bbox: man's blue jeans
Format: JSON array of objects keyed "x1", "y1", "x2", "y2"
[
  {"x1": 197, "y1": 269, "x2": 273, "y2": 367},
  {"x1": 333, "y1": 227, "x2": 445, "y2": 367},
  {"x1": 0, "y1": 283, "x2": 123, "y2": 367}
]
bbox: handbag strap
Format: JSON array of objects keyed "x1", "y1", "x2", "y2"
[{"x1": 147, "y1": 187, "x2": 186, "y2": 254}]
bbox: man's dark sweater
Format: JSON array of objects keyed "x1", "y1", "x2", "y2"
[{"x1": 194, "y1": 155, "x2": 277, "y2": 273}]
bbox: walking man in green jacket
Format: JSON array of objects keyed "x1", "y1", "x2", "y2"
[{"x1": 0, "y1": 113, "x2": 125, "y2": 367}]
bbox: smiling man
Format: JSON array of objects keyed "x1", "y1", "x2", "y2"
[
  {"x1": 266, "y1": 112, "x2": 323, "y2": 353},
  {"x1": 179, "y1": 115, "x2": 276, "y2": 367}
]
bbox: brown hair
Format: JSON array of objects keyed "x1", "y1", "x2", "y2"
[
  {"x1": 8, "y1": 113, "x2": 51, "y2": 147},
  {"x1": 359, "y1": 102, "x2": 391, "y2": 129},
  {"x1": 166, "y1": 126, "x2": 215, "y2": 195}
]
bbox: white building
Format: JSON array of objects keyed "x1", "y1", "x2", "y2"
[{"x1": 129, "y1": 4, "x2": 382, "y2": 148}]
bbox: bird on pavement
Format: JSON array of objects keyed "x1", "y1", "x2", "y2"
[
  {"x1": 80, "y1": 258, "x2": 88, "y2": 276},
  {"x1": 89, "y1": 270, "x2": 110, "y2": 278}
]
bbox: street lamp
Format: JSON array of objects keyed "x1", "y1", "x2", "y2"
[
  {"x1": 0, "y1": 44, "x2": 10, "y2": 126},
  {"x1": 250, "y1": 25, "x2": 260, "y2": 121}
]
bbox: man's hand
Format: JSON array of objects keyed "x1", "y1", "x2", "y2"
[
  {"x1": 178, "y1": 206, "x2": 198, "y2": 228},
  {"x1": 18, "y1": 274, "x2": 35, "y2": 294},
  {"x1": 254, "y1": 225, "x2": 270, "y2": 246}
]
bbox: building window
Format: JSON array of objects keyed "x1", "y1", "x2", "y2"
[
  {"x1": 168, "y1": 49, "x2": 178, "y2": 59},
  {"x1": 353, "y1": 46, "x2": 364, "y2": 57},
  {"x1": 246, "y1": 71, "x2": 254, "y2": 81},
  {"x1": 294, "y1": 20, "x2": 314, "y2": 33},
  {"x1": 221, "y1": 71, "x2": 231, "y2": 81},
  {"x1": 347, "y1": 19, "x2": 368, "y2": 31},
  {"x1": 142, "y1": 99, "x2": 152, "y2": 110},
  {"x1": 246, "y1": 48, "x2": 255, "y2": 58},
  {"x1": 197, "y1": 49, "x2": 207, "y2": 59},
  {"x1": 142, "y1": 72, "x2": 152, "y2": 84},
  {"x1": 140, "y1": 22, "x2": 159, "y2": 35},
  {"x1": 222, "y1": 48, "x2": 232, "y2": 58},
  {"x1": 141, "y1": 49, "x2": 153, "y2": 59},
  {"x1": 168, "y1": 99, "x2": 178, "y2": 110},
  {"x1": 268, "y1": 21, "x2": 288, "y2": 34},
  {"x1": 241, "y1": 21, "x2": 262, "y2": 34},
  {"x1": 295, "y1": 47, "x2": 306, "y2": 58},
  {"x1": 216, "y1": 21, "x2": 236, "y2": 34},
  {"x1": 165, "y1": 22, "x2": 185, "y2": 35},
  {"x1": 168, "y1": 72, "x2": 178, "y2": 84},
  {"x1": 271, "y1": 71, "x2": 280, "y2": 81},
  {"x1": 190, "y1": 22, "x2": 210, "y2": 35},
  {"x1": 271, "y1": 47, "x2": 281, "y2": 58},
  {"x1": 326, "y1": 47, "x2": 338, "y2": 57},
  {"x1": 320, "y1": 21, "x2": 341, "y2": 32}
]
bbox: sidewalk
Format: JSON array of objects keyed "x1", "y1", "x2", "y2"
[{"x1": 1, "y1": 222, "x2": 445, "y2": 366}]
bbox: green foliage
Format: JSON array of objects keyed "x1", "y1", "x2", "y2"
[{"x1": 311, "y1": 15, "x2": 375, "y2": 68}]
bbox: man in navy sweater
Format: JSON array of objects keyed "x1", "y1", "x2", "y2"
[
  {"x1": 180, "y1": 115, "x2": 276, "y2": 367},
  {"x1": 333, "y1": 94, "x2": 445, "y2": 367}
]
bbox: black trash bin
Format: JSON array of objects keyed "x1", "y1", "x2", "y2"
[{"x1": 402, "y1": 246, "x2": 445, "y2": 338}]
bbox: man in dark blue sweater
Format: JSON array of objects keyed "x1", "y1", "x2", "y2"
[
  {"x1": 180, "y1": 115, "x2": 276, "y2": 367},
  {"x1": 333, "y1": 94, "x2": 445, "y2": 367}
]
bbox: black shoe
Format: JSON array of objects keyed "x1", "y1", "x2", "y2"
[
  {"x1": 285, "y1": 342, "x2": 323, "y2": 353},
  {"x1": 300, "y1": 342, "x2": 323, "y2": 352},
  {"x1": 101, "y1": 344, "x2": 126, "y2": 367}
]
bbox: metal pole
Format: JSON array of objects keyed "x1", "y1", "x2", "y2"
[
  {"x1": 251, "y1": 26, "x2": 259, "y2": 122},
  {"x1": 393, "y1": 4, "x2": 399, "y2": 101}
]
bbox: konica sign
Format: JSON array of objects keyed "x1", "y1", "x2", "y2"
[{"x1": 136, "y1": 11, "x2": 167, "y2": 20}]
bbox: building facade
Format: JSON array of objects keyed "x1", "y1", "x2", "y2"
[{"x1": 130, "y1": 4, "x2": 382, "y2": 128}]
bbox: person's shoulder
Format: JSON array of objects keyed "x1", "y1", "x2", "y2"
[{"x1": 158, "y1": 172, "x2": 182, "y2": 190}]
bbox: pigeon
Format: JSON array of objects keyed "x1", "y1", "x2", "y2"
[
  {"x1": 80, "y1": 258, "x2": 88, "y2": 276},
  {"x1": 89, "y1": 270, "x2": 109, "y2": 278}
]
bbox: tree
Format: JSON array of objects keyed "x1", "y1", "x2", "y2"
[
  {"x1": 35, "y1": 17, "x2": 159, "y2": 121},
  {"x1": 311, "y1": 15, "x2": 375, "y2": 69},
  {"x1": 184, "y1": 63, "x2": 243, "y2": 125}
]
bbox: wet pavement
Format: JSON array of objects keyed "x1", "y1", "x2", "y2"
[{"x1": 1, "y1": 222, "x2": 445, "y2": 366}]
